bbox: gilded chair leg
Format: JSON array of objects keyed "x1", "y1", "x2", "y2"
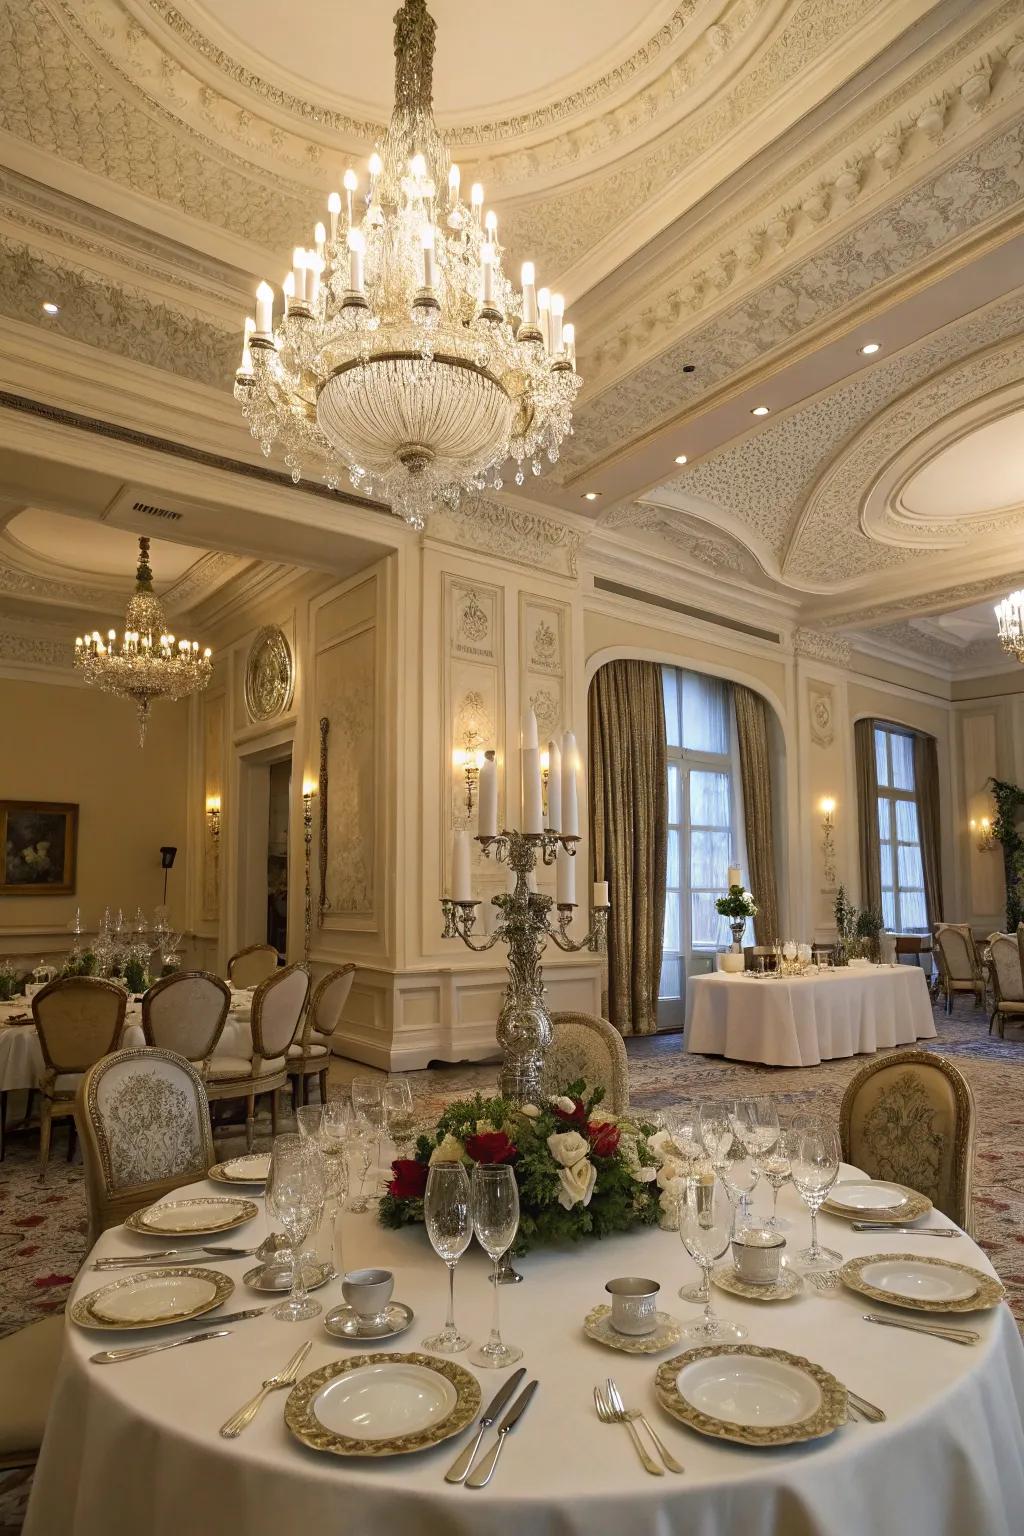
[
  {"x1": 271, "y1": 1089, "x2": 279, "y2": 1138},
  {"x1": 245, "y1": 1092, "x2": 256, "y2": 1151},
  {"x1": 318, "y1": 1068, "x2": 328, "y2": 1104},
  {"x1": 38, "y1": 1101, "x2": 53, "y2": 1181}
]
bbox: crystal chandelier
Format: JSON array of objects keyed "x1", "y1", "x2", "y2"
[
  {"x1": 995, "y1": 590, "x2": 1024, "y2": 663},
  {"x1": 233, "y1": 0, "x2": 581, "y2": 531},
  {"x1": 73, "y1": 537, "x2": 213, "y2": 745}
]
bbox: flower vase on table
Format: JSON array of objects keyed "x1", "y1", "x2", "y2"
[{"x1": 716, "y1": 874, "x2": 757, "y2": 974}]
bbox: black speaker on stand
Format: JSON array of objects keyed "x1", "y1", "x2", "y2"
[{"x1": 160, "y1": 846, "x2": 177, "y2": 906}]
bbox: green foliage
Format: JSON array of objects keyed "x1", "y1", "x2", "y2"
[
  {"x1": 989, "y1": 778, "x2": 1024, "y2": 930},
  {"x1": 60, "y1": 950, "x2": 98, "y2": 979},
  {"x1": 123, "y1": 957, "x2": 148, "y2": 995},
  {"x1": 833, "y1": 885, "x2": 856, "y2": 941},
  {"x1": 715, "y1": 884, "x2": 757, "y2": 919},
  {"x1": 0, "y1": 962, "x2": 18, "y2": 1002}
]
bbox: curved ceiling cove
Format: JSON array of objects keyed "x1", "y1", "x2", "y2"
[
  {"x1": 900, "y1": 409, "x2": 1024, "y2": 522},
  {"x1": 5, "y1": 510, "x2": 202, "y2": 585}
]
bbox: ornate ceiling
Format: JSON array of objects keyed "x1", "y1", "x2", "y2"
[{"x1": 0, "y1": 0, "x2": 1021, "y2": 677}]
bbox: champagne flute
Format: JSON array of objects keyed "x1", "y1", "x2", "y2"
[
  {"x1": 267, "y1": 1135, "x2": 324, "y2": 1322},
  {"x1": 383, "y1": 1077, "x2": 416, "y2": 1155},
  {"x1": 469, "y1": 1165, "x2": 523, "y2": 1369},
  {"x1": 791, "y1": 1120, "x2": 842, "y2": 1270},
  {"x1": 761, "y1": 1127, "x2": 795, "y2": 1231},
  {"x1": 422, "y1": 1164, "x2": 473, "y2": 1353},
  {"x1": 679, "y1": 1174, "x2": 747, "y2": 1342},
  {"x1": 318, "y1": 1103, "x2": 351, "y2": 1275},
  {"x1": 351, "y1": 1076, "x2": 385, "y2": 1200}
]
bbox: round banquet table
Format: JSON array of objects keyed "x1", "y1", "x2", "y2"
[{"x1": 26, "y1": 1168, "x2": 1024, "y2": 1536}]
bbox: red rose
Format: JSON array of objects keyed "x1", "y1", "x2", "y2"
[
  {"x1": 553, "y1": 1097, "x2": 589, "y2": 1129},
  {"x1": 464, "y1": 1131, "x2": 517, "y2": 1164},
  {"x1": 387, "y1": 1158, "x2": 429, "y2": 1201},
  {"x1": 588, "y1": 1121, "x2": 620, "y2": 1158}
]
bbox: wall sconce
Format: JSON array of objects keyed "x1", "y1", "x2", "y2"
[
  {"x1": 302, "y1": 778, "x2": 317, "y2": 962},
  {"x1": 206, "y1": 795, "x2": 221, "y2": 843},
  {"x1": 820, "y1": 797, "x2": 837, "y2": 886},
  {"x1": 452, "y1": 745, "x2": 486, "y2": 818},
  {"x1": 970, "y1": 816, "x2": 995, "y2": 853}
]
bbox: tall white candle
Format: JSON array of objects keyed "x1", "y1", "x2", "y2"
[
  {"x1": 292, "y1": 248, "x2": 306, "y2": 304},
  {"x1": 521, "y1": 261, "x2": 537, "y2": 325},
  {"x1": 550, "y1": 293, "x2": 564, "y2": 354},
  {"x1": 452, "y1": 830, "x2": 472, "y2": 902},
  {"x1": 728, "y1": 865, "x2": 742, "y2": 889},
  {"x1": 421, "y1": 224, "x2": 436, "y2": 289},
  {"x1": 546, "y1": 739, "x2": 562, "y2": 831},
  {"x1": 348, "y1": 229, "x2": 365, "y2": 292},
  {"x1": 327, "y1": 191, "x2": 341, "y2": 243},
  {"x1": 522, "y1": 707, "x2": 539, "y2": 750},
  {"x1": 478, "y1": 752, "x2": 498, "y2": 838},
  {"x1": 255, "y1": 281, "x2": 274, "y2": 335},
  {"x1": 593, "y1": 880, "x2": 610, "y2": 908},
  {"x1": 537, "y1": 288, "x2": 551, "y2": 351},
  {"x1": 481, "y1": 243, "x2": 496, "y2": 304},
  {"x1": 560, "y1": 730, "x2": 579, "y2": 837},
  {"x1": 343, "y1": 168, "x2": 357, "y2": 228},
  {"x1": 522, "y1": 747, "x2": 543, "y2": 835},
  {"x1": 282, "y1": 272, "x2": 295, "y2": 314},
  {"x1": 556, "y1": 846, "x2": 576, "y2": 906}
]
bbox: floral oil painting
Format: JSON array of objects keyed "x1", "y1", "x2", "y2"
[{"x1": 1, "y1": 800, "x2": 78, "y2": 895}]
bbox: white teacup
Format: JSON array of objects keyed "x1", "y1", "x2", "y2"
[
  {"x1": 604, "y1": 1277, "x2": 660, "y2": 1336},
  {"x1": 731, "y1": 1228, "x2": 785, "y2": 1285},
  {"x1": 342, "y1": 1267, "x2": 394, "y2": 1326}
]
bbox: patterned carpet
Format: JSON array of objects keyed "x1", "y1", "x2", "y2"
[{"x1": 1, "y1": 990, "x2": 1021, "y2": 1531}]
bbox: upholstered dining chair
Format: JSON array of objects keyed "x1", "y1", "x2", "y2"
[
  {"x1": 933, "y1": 924, "x2": 986, "y2": 1014},
  {"x1": 227, "y1": 943, "x2": 279, "y2": 990},
  {"x1": 33, "y1": 976, "x2": 126, "y2": 1177},
  {"x1": 141, "y1": 970, "x2": 231, "y2": 1070},
  {"x1": 839, "y1": 1050, "x2": 976, "y2": 1231},
  {"x1": 988, "y1": 931, "x2": 1024, "y2": 1038},
  {"x1": 205, "y1": 963, "x2": 310, "y2": 1148},
  {"x1": 287, "y1": 963, "x2": 355, "y2": 1107},
  {"x1": 75, "y1": 1047, "x2": 215, "y2": 1247},
  {"x1": 0, "y1": 1315, "x2": 65, "y2": 1472},
  {"x1": 543, "y1": 1012, "x2": 629, "y2": 1115}
]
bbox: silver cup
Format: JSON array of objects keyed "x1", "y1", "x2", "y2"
[
  {"x1": 604, "y1": 1277, "x2": 660, "y2": 1335},
  {"x1": 731, "y1": 1228, "x2": 785, "y2": 1285},
  {"x1": 342, "y1": 1267, "x2": 394, "y2": 1327}
]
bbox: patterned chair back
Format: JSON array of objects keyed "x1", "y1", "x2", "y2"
[
  {"x1": 840, "y1": 1050, "x2": 975, "y2": 1230},
  {"x1": 33, "y1": 977, "x2": 126, "y2": 1075},
  {"x1": 142, "y1": 971, "x2": 230, "y2": 1061},
  {"x1": 934, "y1": 924, "x2": 980, "y2": 982},
  {"x1": 306, "y1": 965, "x2": 356, "y2": 1045},
  {"x1": 227, "y1": 943, "x2": 279, "y2": 990},
  {"x1": 990, "y1": 933, "x2": 1024, "y2": 1003},
  {"x1": 75, "y1": 1048, "x2": 215, "y2": 1245},
  {"x1": 543, "y1": 1012, "x2": 629, "y2": 1115},
  {"x1": 252, "y1": 964, "x2": 310, "y2": 1060}
]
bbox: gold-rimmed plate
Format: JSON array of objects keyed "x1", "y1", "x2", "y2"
[
  {"x1": 823, "y1": 1180, "x2": 932, "y2": 1224},
  {"x1": 208, "y1": 1154, "x2": 271, "y2": 1186},
  {"x1": 583, "y1": 1304, "x2": 683, "y2": 1354},
  {"x1": 840, "y1": 1253, "x2": 1004, "y2": 1314},
  {"x1": 711, "y1": 1264, "x2": 803, "y2": 1302},
  {"x1": 285, "y1": 1352, "x2": 480, "y2": 1457},
  {"x1": 655, "y1": 1344, "x2": 846, "y2": 1447},
  {"x1": 70, "y1": 1266, "x2": 233, "y2": 1331},
  {"x1": 124, "y1": 1196, "x2": 259, "y2": 1236}
]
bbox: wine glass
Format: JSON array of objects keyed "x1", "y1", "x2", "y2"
[
  {"x1": 761, "y1": 1127, "x2": 795, "y2": 1231},
  {"x1": 700, "y1": 1103, "x2": 758, "y2": 1230},
  {"x1": 296, "y1": 1103, "x2": 324, "y2": 1141},
  {"x1": 267, "y1": 1135, "x2": 325, "y2": 1322},
  {"x1": 730, "y1": 1097, "x2": 779, "y2": 1162},
  {"x1": 422, "y1": 1164, "x2": 473, "y2": 1353},
  {"x1": 791, "y1": 1120, "x2": 842, "y2": 1270},
  {"x1": 347, "y1": 1117, "x2": 376, "y2": 1214},
  {"x1": 383, "y1": 1078, "x2": 416, "y2": 1155},
  {"x1": 469, "y1": 1165, "x2": 523, "y2": 1369},
  {"x1": 317, "y1": 1103, "x2": 351, "y2": 1275},
  {"x1": 678, "y1": 1174, "x2": 747, "y2": 1342},
  {"x1": 351, "y1": 1076, "x2": 385, "y2": 1196}
]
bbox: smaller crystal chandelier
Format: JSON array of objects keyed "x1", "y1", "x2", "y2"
[
  {"x1": 995, "y1": 590, "x2": 1024, "y2": 664},
  {"x1": 73, "y1": 536, "x2": 213, "y2": 745}
]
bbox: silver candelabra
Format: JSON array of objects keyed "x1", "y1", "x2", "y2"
[{"x1": 440, "y1": 829, "x2": 609, "y2": 1105}]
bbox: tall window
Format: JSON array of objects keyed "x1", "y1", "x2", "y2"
[
  {"x1": 660, "y1": 669, "x2": 752, "y2": 1012},
  {"x1": 875, "y1": 724, "x2": 927, "y2": 932}
]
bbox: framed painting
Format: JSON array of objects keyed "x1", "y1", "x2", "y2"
[{"x1": 1, "y1": 800, "x2": 78, "y2": 896}]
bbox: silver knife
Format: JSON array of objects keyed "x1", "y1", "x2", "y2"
[
  {"x1": 466, "y1": 1380, "x2": 538, "y2": 1489},
  {"x1": 93, "y1": 1251, "x2": 183, "y2": 1267},
  {"x1": 851, "y1": 1224, "x2": 959, "y2": 1235},
  {"x1": 861, "y1": 1314, "x2": 979, "y2": 1345},
  {"x1": 193, "y1": 1307, "x2": 268, "y2": 1326},
  {"x1": 444, "y1": 1367, "x2": 526, "y2": 1484},
  {"x1": 90, "y1": 1329, "x2": 232, "y2": 1364}
]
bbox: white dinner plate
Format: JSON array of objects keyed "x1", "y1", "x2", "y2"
[
  {"x1": 90, "y1": 1272, "x2": 220, "y2": 1323},
  {"x1": 220, "y1": 1154, "x2": 270, "y2": 1183},
  {"x1": 312, "y1": 1362, "x2": 458, "y2": 1442},
  {"x1": 857, "y1": 1258, "x2": 977, "y2": 1303},
  {"x1": 830, "y1": 1181, "x2": 908, "y2": 1211},
  {"x1": 125, "y1": 1196, "x2": 258, "y2": 1235},
  {"x1": 677, "y1": 1353, "x2": 822, "y2": 1429}
]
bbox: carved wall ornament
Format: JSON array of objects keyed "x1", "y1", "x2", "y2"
[
  {"x1": 530, "y1": 619, "x2": 559, "y2": 672},
  {"x1": 529, "y1": 687, "x2": 561, "y2": 739},
  {"x1": 244, "y1": 626, "x2": 293, "y2": 722},
  {"x1": 458, "y1": 592, "x2": 489, "y2": 645},
  {"x1": 808, "y1": 685, "x2": 835, "y2": 748},
  {"x1": 429, "y1": 498, "x2": 580, "y2": 578}
]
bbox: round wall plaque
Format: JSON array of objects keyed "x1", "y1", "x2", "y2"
[{"x1": 244, "y1": 626, "x2": 294, "y2": 722}]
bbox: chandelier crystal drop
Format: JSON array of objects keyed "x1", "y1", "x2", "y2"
[
  {"x1": 233, "y1": 0, "x2": 581, "y2": 531},
  {"x1": 73, "y1": 537, "x2": 213, "y2": 746},
  {"x1": 995, "y1": 591, "x2": 1024, "y2": 664}
]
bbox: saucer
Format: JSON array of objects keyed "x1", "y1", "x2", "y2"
[
  {"x1": 323, "y1": 1301, "x2": 414, "y2": 1342},
  {"x1": 712, "y1": 1264, "x2": 803, "y2": 1302},
  {"x1": 582, "y1": 1304, "x2": 682, "y2": 1354},
  {"x1": 243, "y1": 1260, "x2": 334, "y2": 1293}
]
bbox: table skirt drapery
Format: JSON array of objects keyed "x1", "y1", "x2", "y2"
[{"x1": 684, "y1": 967, "x2": 937, "y2": 1067}]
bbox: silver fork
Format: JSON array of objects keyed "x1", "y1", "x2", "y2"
[
  {"x1": 219, "y1": 1341, "x2": 312, "y2": 1438},
  {"x1": 594, "y1": 1385, "x2": 662, "y2": 1476},
  {"x1": 606, "y1": 1379, "x2": 683, "y2": 1473},
  {"x1": 804, "y1": 1270, "x2": 841, "y2": 1291}
]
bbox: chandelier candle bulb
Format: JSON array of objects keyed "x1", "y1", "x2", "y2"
[
  {"x1": 556, "y1": 845, "x2": 576, "y2": 906},
  {"x1": 421, "y1": 225, "x2": 436, "y2": 289},
  {"x1": 448, "y1": 163, "x2": 460, "y2": 206},
  {"x1": 282, "y1": 271, "x2": 294, "y2": 314},
  {"x1": 480, "y1": 243, "x2": 496, "y2": 305},
  {"x1": 343, "y1": 168, "x2": 357, "y2": 227},
  {"x1": 239, "y1": 317, "x2": 256, "y2": 375},
  {"x1": 521, "y1": 262, "x2": 537, "y2": 324},
  {"x1": 485, "y1": 210, "x2": 498, "y2": 243},
  {"x1": 291, "y1": 248, "x2": 306, "y2": 304},
  {"x1": 255, "y1": 283, "x2": 274, "y2": 335},
  {"x1": 537, "y1": 287, "x2": 551, "y2": 351},
  {"x1": 327, "y1": 191, "x2": 341, "y2": 242},
  {"x1": 563, "y1": 323, "x2": 575, "y2": 367},
  {"x1": 478, "y1": 752, "x2": 498, "y2": 838},
  {"x1": 347, "y1": 228, "x2": 365, "y2": 293},
  {"x1": 451, "y1": 829, "x2": 473, "y2": 903},
  {"x1": 314, "y1": 222, "x2": 326, "y2": 258},
  {"x1": 470, "y1": 182, "x2": 483, "y2": 222},
  {"x1": 593, "y1": 881, "x2": 610, "y2": 909},
  {"x1": 550, "y1": 293, "x2": 564, "y2": 354},
  {"x1": 546, "y1": 739, "x2": 562, "y2": 831}
]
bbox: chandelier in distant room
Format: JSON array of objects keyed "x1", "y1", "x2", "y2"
[
  {"x1": 73, "y1": 537, "x2": 212, "y2": 745},
  {"x1": 995, "y1": 590, "x2": 1024, "y2": 664},
  {"x1": 233, "y1": 0, "x2": 581, "y2": 531}
]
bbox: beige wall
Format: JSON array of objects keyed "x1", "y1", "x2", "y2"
[{"x1": 0, "y1": 678, "x2": 188, "y2": 961}]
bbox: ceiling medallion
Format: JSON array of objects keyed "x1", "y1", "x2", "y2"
[
  {"x1": 73, "y1": 537, "x2": 212, "y2": 745},
  {"x1": 245, "y1": 626, "x2": 294, "y2": 721},
  {"x1": 995, "y1": 591, "x2": 1024, "y2": 665},
  {"x1": 233, "y1": 0, "x2": 581, "y2": 532}
]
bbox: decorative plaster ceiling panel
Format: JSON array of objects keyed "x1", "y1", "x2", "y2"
[
  {"x1": 900, "y1": 407, "x2": 1024, "y2": 518},
  {"x1": 5, "y1": 508, "x2": 202, "y2": 582},
  {"x1": 600, "y1": 501, "x2": 766, "y2": 580}
]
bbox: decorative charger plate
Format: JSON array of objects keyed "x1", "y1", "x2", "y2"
[
  {"x1": 70, "y1": 1267, "x2": 233, "y2": 1331},
  {"x1": 711, "y1": 1265, "x2": 803, "y2": 1302},
  {"x1": 655, "y1": 1344, "x2": 847, "y2": 1448},
  {"x1": 822, "y1": 1180, "x2": 932, "y2": 1224},
  {"x1": 583, "y1": 1304, "x2": 683, "y2": 1354},
  {"x1": 124, "y1": 1196, "x2": 259, "y2": 1236},
  {"x1": 840, "y1": 1253, "x2": 1004, "y2": 1314},
  {"x1": 285, "y1": 1352, "x2": 480, "y2": 1457},
  {"x1": 208, "y1": 1154, "x2": 271, "y2": 1186}
]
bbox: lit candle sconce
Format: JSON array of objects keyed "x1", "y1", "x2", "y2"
[
  {"x1": 970, "y1": 816, "x2": 995, "y2": 853},
  {"x1": 206, "y1": 794, "x2": 221, "y2": 844},
  {"x1": 452, "y1": 743, "x2": 486, "y2": 819},
  {"x1": 302, "y1": 778, "x2": 317, "y2": 961},
  {"x1": 820, "y1": 797, "x2": 837, "y2": 887}
]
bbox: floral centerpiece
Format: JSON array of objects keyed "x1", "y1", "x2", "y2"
[
  {"x1": 379, "y1": 1082, "x2": 676, "y2": 1250},
  {"x1": 715, "y1": 883, "x2": 758, "y2": 950}
]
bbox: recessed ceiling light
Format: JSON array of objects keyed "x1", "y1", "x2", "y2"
[
  {"x1": 41, "y1": 301, "x2": 60, "y2": 316},
  {"x1": 674, "y1": 454, "x2": 688, "y2": 465},
  {"x1": 860, "y1": 341, "x2": 881, "y2": 355},
  {"x1": 751, "y1": 405, "x2": 770, "y2": 416},
  {"x1": 582, "y1": 491, "x2": 601, "y2": 501}
]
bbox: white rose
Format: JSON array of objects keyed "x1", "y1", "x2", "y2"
[
  {"x1": 550, "y1": 1095, "x2": 577, "y2": 1115},
  {"x1": 556, "y1": 1157, "x2": 597, "y2": 1210},
  {"x1": 429, "y1": 1132, "x2": 466, "y2": 1165},
  {"x1": 547, "y1": 1129, "x2": 590, "y2": 1168},
  {"x1": 519, "y1": 1104, "x2": 541, "y2": 1119},
  {"x1": 648, "y1": 1129, "x2": 675, "y2": 1159},
  {"x1": 658, "y1": 1180, "x2": 685, "y2": 1229},
  {"x1": 631, "y1": 1165, "x2": 658, "y2": 1183},
  {"x1": 656, "y1": 1158, "x2": 684, "y2": 1190}
]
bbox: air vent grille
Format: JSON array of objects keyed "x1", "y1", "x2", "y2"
[
  {"x1": 133, "y1": 500, "x2": 182, "y2": 522},
  {"x1": 594, "y1": 577, "x2": 780, "y2": 644}
]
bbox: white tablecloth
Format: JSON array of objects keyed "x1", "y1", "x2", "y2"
[
  {"x1": 26, "y1": 1171, "x2": 1024, "y2": 1536},
  {"x1": 684, "y1": 966, "x2": 937, "y2": 1067}
]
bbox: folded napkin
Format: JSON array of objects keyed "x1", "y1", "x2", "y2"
[{"x1": 3, "y1": 1012, "x2": 32, "y2": 1025}]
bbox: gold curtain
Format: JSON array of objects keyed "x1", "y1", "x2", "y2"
[
  {"x1": 914, "y1": 732, "x2": 944, "y2": 927},
  {"x1": 733, "y1": 685, "x2": 779, "y2": 945},
  {"x1": 855, "y1": 717, "x2": 882, "y2": 912},
  {"x1": 588, "y1": 661, "x2": 667, "y2": 1036}
]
